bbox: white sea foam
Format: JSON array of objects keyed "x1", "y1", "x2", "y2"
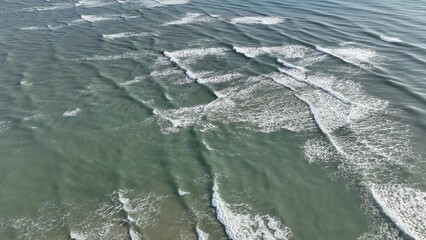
[
  {"x1": 0, "y1": 121, "x2": 9, "y2": 132},
  {"x1": 120, "y1": 0, "x2": 190, "y2": 7},
  {"x1": 212, "y1": 182, "x2": 293, "y2": 240},
  {"x1": 103, "y1": 32, "x2": 150, "y2": 40},
  {"x1": 371, "y1": 184, "x2": 426, "y2": 240},
  {"x1": 2, "y1": 190, "x2": 166, "y2": 240},
  {"x1": 120, "y1": 76, "x2": 145, "y2": 86},
  {"x1": 63, "y1": 108, "x2": 81, "y2": 117},
  {"x1": 379, "y1": 35, "x2": 403, "y2": 43},
  {"x1": 178, "y1": 189, "x2": 190, "y2": 196},
  {"x1": 166, "y1": 47, "x2": 228, "y2": 59},
  {"x1": 196, "y1": 226, "x2": 209, "y2": 240},
  {"x1": 81, "y1": 14, "x2": 130, "y2": 23},
  {"x1": 278, "y1": 68, "x2": 354, "y2": 106},
  {"x1": 23, "y1": 113, "x2": 45, "y2": 121},
  {"x1": 82, "y1": 51, "x2": 149, "y2": 61},
  {"x1": 163, "y1": 48, "x2": 228, "y2": 82},
  {"x1": 197, "y1": 72, "x2": 243, "y2": 84},
  {"x1": 67, "y1": 19, "x2": 86, "y2": 26},
  {"x1": 35, "y1": 3, "x2": 75, "y2": 11},
  {"x1": 21, "y1": 26, "x2": 47, "y2": 31},
  {"x1": 163, "y1": 13, "x2": 215, "y2": 26},
  {"x1": 154, "y1": 105, "x2": 205, "y2": 132},
  {"x1": 233, "y1": 45, "x2": 308, "y2": 58},
  {"x1": 315, "y1": 45, "x2": 379, "y2": 68},
  {"x1": 277, "y1": 58, "x2": 305, "y2": 72},
  {"x1": 70, "y1": 231, "x2": 87, "y2": 240},
  {"x1": 150, "y1": 68, "x2": 182, "y2": 78},
  {"x1": 20, "y1": 80, "x2": 33, "y2": 86},
  {"x1": 155, "y1": 74, "x2": 315, "y2": 133},
  {"x1": 159, "y1": 50, "x2": 316, "y2": 133},
  {"x1": 230, "y1": 16, "x2": 285, "y2": 25},
  {"x1": 76, "y1": 0, "x2": 113, "y2": 8},
  {"x1": 303, "y1": 138, "x2": 336, "y2": 164}
]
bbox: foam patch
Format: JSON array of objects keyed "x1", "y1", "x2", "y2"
[
  {"x1": 103, "y1": 32, "x2": 150, "y2": 40},
  {"x1": 212, "y1": 182, "x2": 293, "y2": 240},
  {"x1": 371, "y1": 184, "x2": 426, "y2": 240},
  {"x1": 230, "y1": 16, "x2": 285, "y2": 25},
  {"x1": 233, "y1": 45, "x2": 308, "y2": 58},
  {"x1": 163, "y1": 13, "x2": 216, "y2": 26},
  {"x1": 0, "y1": 190, "x2": 167, "y2": 240}
]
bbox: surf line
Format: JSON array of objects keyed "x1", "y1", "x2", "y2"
[
  {"x1": 278, "y1": 67, "x2": 354, "y2": 106},
  {"x1": 162, "y1": 50, "x2": 222, "y2": 111},
  {"x1": 315, "y1": 45, "x2": 370, "y2": 70},
  {"x1": 118, "y1": 191, "x2": 143, "y2": 240},
  {"x1": 272, "y1": 67, "x2": 423, "y2": 240}
]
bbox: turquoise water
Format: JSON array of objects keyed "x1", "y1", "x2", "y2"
[{"x1": 0, "y1": 0, "x2": 425, "y2": 239}]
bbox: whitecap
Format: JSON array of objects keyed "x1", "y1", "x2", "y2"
[
  {"x1": 63, "y1": 108, "x2": 81, "y2": 117},
  {"x1": 82, "y1": 51, "x2": 148, "y2": 61},
  {"x1": 103, "y1": 32, "x2": 149, "y2": 40},
  {"x1": 379, "y1": 35, "x2": 403, "y2": 43},
  {"x1": 315, "y1": 45, "x2": 379, "y2": 68},
  {"x1": 120, "y1": 76, "x2": 145, "y2": 86},
  {"x1": 178, "y1": 189, "x2": 190, "y2": 196},
  {"x1": 35, "y1": 3, "x2": 74, "y2": 11},
  {"x1": 76, "y1": 0, "x2": 113, "y2": 8},
  {"x1": 212, "y1": 181, "x2": 293, "y2": 240},
  {"x1": 20, "y1": 80, "x2": 33, "y2": 86},
  {"x1": 81, "y1": 14, "x2": 121, "y2": 23},
  {"x1": 233, "y1": 45, "x2": 308, "y2": 58},
  {"x1": 163, "y1": 13, "x2": 215, "y2": 26},
  {"x1": 196, "y1": 226, "x2": 209, "y2": 240},
  {"x1": 230, "y1": 16, "x2": 285, "y2": 25}
]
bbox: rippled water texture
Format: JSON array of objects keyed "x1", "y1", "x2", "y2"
[{"x1": 0, "y1": 0, "x2": 425, "y2": 239}]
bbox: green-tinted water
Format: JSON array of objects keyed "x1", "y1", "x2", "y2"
[{"x1": 0, "y1": 0, "x2": 425, "y2": 239}]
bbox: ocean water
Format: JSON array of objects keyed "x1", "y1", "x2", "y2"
[{"x1": 0, "y1": 0, "x2": 425, "y2": 239}]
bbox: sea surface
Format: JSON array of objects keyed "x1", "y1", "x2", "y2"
[{"x1": 0, "y1": 0, "x2": 425, "y2": 239}]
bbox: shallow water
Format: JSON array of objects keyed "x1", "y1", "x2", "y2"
[{"x1": 0, "y1": 0, "x2": 425, "y2": 239}]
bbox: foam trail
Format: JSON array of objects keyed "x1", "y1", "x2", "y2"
[
  {"x1": 379, "y1": 35, "x2": 403, "y2": 43},
  {"x1": 196, "y1": 226, "x2": 209, "y2": 240},
  {"x1": 371, "y1": 184, "x2": 426, "y2": 240},
  {"x1": 278, "y1": 68, "x2": 354, "y2": 106},
  {"x1": 230, "y1": 16, "x2": 285, "y2": 25},
  {"x1": 212, "y1": 181, "x2": 293, "y2": 240}
]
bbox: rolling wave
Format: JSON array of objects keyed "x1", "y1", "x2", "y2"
[
  {"x1": 212, "y1": 181, "x2": 293, "y2": 240},
  {"x1": 315, "y1": 45, "x2": 379, "y2": 69},
  {"x1": 379, "y1": 35, "x2": 403, "y2": 44},
  {"x1": 103, "y1": 32, "x2": 151, "y2": 40},
  {"x1": 229, "y1": 16, "x2": 285, "y2": 25}
]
